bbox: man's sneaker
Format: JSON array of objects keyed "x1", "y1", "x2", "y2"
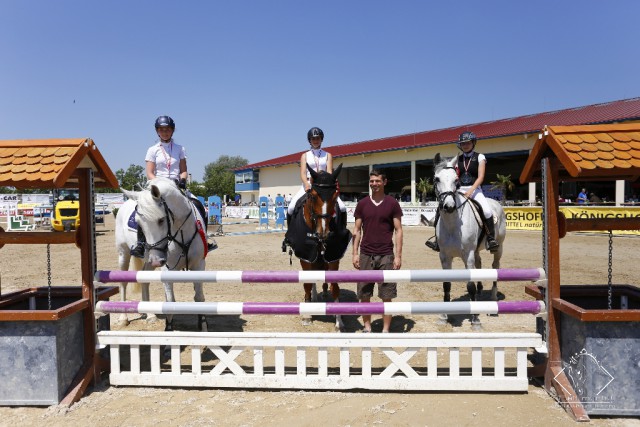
[
  {"x1": 130, "y1": 243, "x2": 145, "y2": 258},
  {"x1": 425, "y1": 238, "x2": 439, "y2": 252}
]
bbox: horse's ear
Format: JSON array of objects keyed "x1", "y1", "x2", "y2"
[
  {"x1": 150, "y1": 184, "x2": 161, "y2": 200},
  {"x1": 307, "y1": 163, "x2": 318, "y2": 182},
  {"x1": 332, "y1": 163, "x2": 343, "y2": 180},
  {"x1": 121, "y1": 188, "x2": 139, "y2": 201},
  {"x1": 434, "y1": 153, "x2": 441, "y2": 165}
]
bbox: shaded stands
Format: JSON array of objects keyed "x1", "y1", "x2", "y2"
[{"x1": 520, "y1": 124, "x2": 640, "y2": 420}]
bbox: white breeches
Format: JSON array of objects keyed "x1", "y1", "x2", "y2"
[{"x1": 461, "y1": 186, "x2": 493, "y2": 218}]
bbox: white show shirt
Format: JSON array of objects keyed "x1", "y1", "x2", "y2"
[{"x1": 145, "y1": 139, "x2": 187, "y2": 180}]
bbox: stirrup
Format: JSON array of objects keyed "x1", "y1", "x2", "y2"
[
  {"x1": 425, "y1": 238, "x2": 439, "y2": 252},
  {"x1": 130, "y1": 244, "x2": 145, "y2": 258}
]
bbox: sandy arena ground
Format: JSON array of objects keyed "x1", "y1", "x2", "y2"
[{"x1": 0, "y1": 214, "x2": 638, "y2": 426}]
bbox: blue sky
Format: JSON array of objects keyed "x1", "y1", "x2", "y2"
[{"x1": 1, "y1": 1, "x2": 638, "y2": 181}]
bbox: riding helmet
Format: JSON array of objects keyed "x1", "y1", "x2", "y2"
[
  {"x1": 456, "y1": 131, "x2": 477, "y2": 150},
  {"x1": 307, "y1": 127, "x2": 324, "y2": 142},
  {"x1": 155, "y1": 116, "x2": 176, "y2": 130}
]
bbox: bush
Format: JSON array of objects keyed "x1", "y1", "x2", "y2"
[{"x1": 112, "y1": 207, "x2": 119, "y2": 218}]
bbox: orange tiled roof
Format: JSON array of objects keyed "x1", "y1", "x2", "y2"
[
  {"x1": 520, "y1": 124, "x2": 640, "y2": 183},
  {"x1": 0, "y1": 138, "x2": 119, "y2": 189}
]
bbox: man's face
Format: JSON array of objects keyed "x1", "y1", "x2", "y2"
[{"x1": 369, "y1": 174, "x2": 386, "y2": 192}]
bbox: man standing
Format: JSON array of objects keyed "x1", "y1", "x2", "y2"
[
  {"x1": 352, "y1": 170, "x2": 403, "y2": 333},
  {"x1": 577, "y1": 188, "x2": 588, "y2": 204}
]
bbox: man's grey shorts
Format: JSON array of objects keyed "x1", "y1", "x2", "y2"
[{"x1": 357, "y1": 253, "x2": 397, "y2": 300}]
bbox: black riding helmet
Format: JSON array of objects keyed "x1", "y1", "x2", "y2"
[
  {"x1": 307, "y1": 127, "x2": 324, "y2": 142},
  {"x1": 457, "y1": 131, "x2": 477, "y2": 150},
  {"x1": 155, "y1": 116, "x2": 176, "y2": 130}
]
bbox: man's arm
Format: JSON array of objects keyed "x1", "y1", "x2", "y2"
[
  {"x1": 352, "y1": 217, "x2": 363, "y2": 269},
  {"x1": 393, "y1": 217, "x2": 403, "y2": 270}
]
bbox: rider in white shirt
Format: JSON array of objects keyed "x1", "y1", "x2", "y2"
[
  {"x1": 425, "y1": 131, "x2": 500, "y2": 253},
  {"x1": 287, "y1": 127, "x2": 346, "y2": 217},
  {"x1": 130, "y1": 116, "x2": 216, "y2": 258}
]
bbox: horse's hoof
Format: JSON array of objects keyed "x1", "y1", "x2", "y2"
[
  {"x1": 145, "y1": 315, "x2": 160, "y2": 323},
  {"x1": 115, "y1": 318, "x2": 130, "y2": 328},
  {"x1": 437, "y1": 314, "x2": 449, "y2": 325},
  {"x1": 302, "y1": 316, "x2": 312, "y2": 327},
  {"x1": 471, "y1": 323, "x2": 483, "y2": 331}
]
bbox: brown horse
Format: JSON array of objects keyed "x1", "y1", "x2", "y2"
[{"x1": 284, "y1": 164, "x2": 351, "y2": 331}]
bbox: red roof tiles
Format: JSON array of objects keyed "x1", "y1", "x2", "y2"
[
  {"x1": 242, "y1": 97, "x2": 640, "y2": 170},
  {"x1": 0, "y1": 138, "x2": 119, "y2": 189},
  {"x1": 520, "y1": 124, "x2": 640, "y2": 183}
]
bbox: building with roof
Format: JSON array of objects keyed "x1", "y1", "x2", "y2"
[{"x1": 235, "y1": 98, "x2": 640, "y2": 205}]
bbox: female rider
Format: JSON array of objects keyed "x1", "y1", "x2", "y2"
[
  {"x1": 130, "y1": 116, "x2": 216, "y2": 258},
  {"x1": 425, "y1": 131, "x2": 500, "y2": 252},
  {"x1": 286, "y1": 127, "x2": 347, "y2": 226}
]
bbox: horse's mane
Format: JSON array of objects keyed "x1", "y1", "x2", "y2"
[{"x1": 136, "y1": 177, "x2": 180, "y2": 222}]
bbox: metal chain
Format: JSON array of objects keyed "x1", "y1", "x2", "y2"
[
  {"x1": 608, "y1": 230, "x2": 613, "y2": 310},
  {"x1": 47, "y1": 243, "x2": 52, "y2": 310}
]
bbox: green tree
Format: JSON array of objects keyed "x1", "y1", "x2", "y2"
[
  {"x1": 490, "y1": 173, "x2": 515, "y2": 203},
  {"x1": 0, "y1": 187, "x2": 17, "y2": 194},
  {"x1": 416, "y1": 177, "x2": 434, "y2": 202},
  {"x1": 116, "y1": 164, "x2": 146, "y2": 191},
  {"x1": 202, "y1": 155, "x2": 248, "y2": 199}
]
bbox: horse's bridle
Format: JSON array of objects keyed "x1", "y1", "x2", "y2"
[
  {"x1": 306, "y1": 182, "x2": 338, "y2": 255},
  {"x1": 435, "y1": 166, "x2": 468, "y2": 212},
  {"x1": 136, "y1": 196, "x2": 198, "y2": 268}
]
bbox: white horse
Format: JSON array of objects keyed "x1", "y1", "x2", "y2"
[
  {"x1": 121, "y1": 177, "x2": 209, "y2": 332},
  {"x1": 432, "y1": 153, "x2": 506, "y2": 328}
]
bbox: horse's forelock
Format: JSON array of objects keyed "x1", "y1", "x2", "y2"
[
  {"x1": 311, "y1": 171, "x2": 338, "y2": 202},
  {"x1": 136, "y1": 189, "x2": 166, "y2": 222},
  {"x1": 434, "y1": 157, "x2": 450, "y2": 174}
]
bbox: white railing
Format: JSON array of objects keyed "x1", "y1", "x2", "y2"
[{"x1": 98, "y1": 331, "x2": 542, "y2": 391}]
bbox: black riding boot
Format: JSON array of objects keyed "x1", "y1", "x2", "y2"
[
  {"x1": 425, "y1": 211, "x2": 440, "y2": 252},
  {"x1": 339, "y1": 210, "x2": 347, "y2": 230},
  {"x1": 485, "y1": 215, "x2": 500, "y2": 252},
  {"x1": 130, "y1": 226, "x2": 146, "y2": 258},
  {"x1": 282, "y1": 213, "x2": 292, "y2": 252}
]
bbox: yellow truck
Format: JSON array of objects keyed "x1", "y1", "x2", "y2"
[{"x1": 51, "y1": 190, "x2": 80, "y2": 232}]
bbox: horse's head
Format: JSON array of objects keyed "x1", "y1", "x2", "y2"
[
  {"x1": 305, "y1": 163, "x2": 343, "y2": 242},
  {"x1": 125, "y1": 177, "x2": 181, "y2": 267},
  {"x1": 433, "y1": 153, "x2": 460, "y2": 214}
]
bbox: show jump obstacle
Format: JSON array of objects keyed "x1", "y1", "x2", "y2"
[{"x1": 95, "y1": 268, "x2": 546, "y2": 392}]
